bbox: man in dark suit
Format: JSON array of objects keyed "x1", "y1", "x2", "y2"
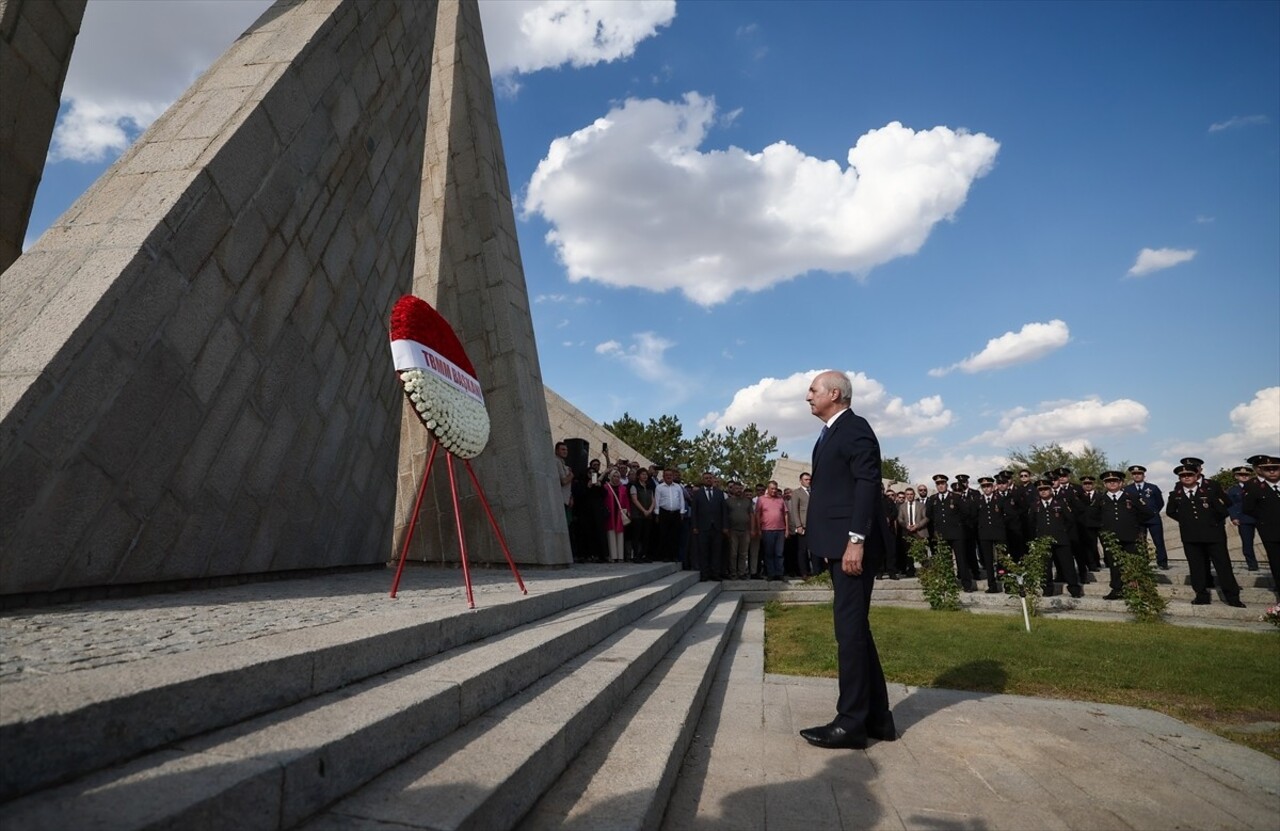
[
  {"x1": 1027, "y1": 479, "x2": 1084, "y2": 598},
  {"x1": 689, "y1": 471, "x2": 727, "y2": 581},
  {"x1": 798, "y1": 370, "x2": 895, "y2": 750},
  {"x1": 974, "y1": 477, "x2": 1007, "y2": 593},
  {"x1": 926, "y1": 474, "x2": 975, "y2": 591}
]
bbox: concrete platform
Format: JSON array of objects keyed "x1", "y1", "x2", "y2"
[{"x1": 663, "y1": 606, "x2": 1280, "y2": 831}]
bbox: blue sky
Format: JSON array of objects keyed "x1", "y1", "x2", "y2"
[{"x1": 24, "y1": 0, "x2": 1280, "y2": 491}]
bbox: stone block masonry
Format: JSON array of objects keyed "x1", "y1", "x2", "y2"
[{"x1": 1, "y1": 0, "x2": 443, "y2": 595}]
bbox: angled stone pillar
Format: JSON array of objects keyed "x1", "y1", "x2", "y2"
[
  {"x1": 0, "y1": 0, "x2": 87, "y2": 273},
  {"x1": 0, "y1": 0, "x2": 440, "y2": 596},
  {"x1": 395, "y1": 0, "x2": 571, "y2": 567}
]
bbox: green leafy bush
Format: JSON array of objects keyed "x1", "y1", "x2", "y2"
[
  {"x1": 997, "y1": 537, "x2": 1054, "y2": 617},
  {"x1": 909, "y1": 537, "x2": 961, "y2": 611},
  {"x1": 1101, "y1": 531, "x2": 1167, "y2": 623}
]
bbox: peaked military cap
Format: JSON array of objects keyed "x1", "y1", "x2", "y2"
[
  {"x1": 956, "y1": 473, "x2": 971, "y2": 482},
  {"x1": 950, "y1": 482, "x2": 966, "y2": 492},
  {"x1": 1035, "y1": 479, "x2": 1054, "y2": 489},
  {"x1": 1174, "y1": 464, "x2": 1199, "y2": 477},
  {"x1": 1179, "y1": 457, "x2": 1205, "y2": 470},
  {"x1": 1232, "y1": 466, "x2": 1253, "y2": 475},
  {"x1": 978, "y1": 476, "x2": 995, "y2": 486},
  {"x1": 1127, "y1": 465, "x2": 1147, "y2": 474},
  {"x1": 932, "y1": 474, "x2": 949, "y2": 483},
  {"x1": 1246, "y1": 454, "x2": 1280, "y2": 467},
  {"x1": 1080, "y1": 476, "x2": 1095, "y2": 484},
  {"x1": 1054, "y1": 467, "x2": 1072, "y2": 478},
  {"x1": 1101, "y1": 470, "x2": 1124, "y2": 482}
]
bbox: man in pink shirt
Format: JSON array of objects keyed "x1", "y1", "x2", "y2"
[{"x1": 755, "y1": 480, "x2": 790, "y2": 580}]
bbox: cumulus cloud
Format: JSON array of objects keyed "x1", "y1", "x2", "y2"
[
  {"x1": 898, "y1": 449, "x2": 1013, "y2": 485},
  {"x1": 702, "y1": 370, "x2": 953, "y2": 453},
  {"x1": 1176, "y1": 387, "x2": 1280, "y2": 467},
  {"x1": 50, "y1": 0, "x2": 670, "y2": 163},
  {"x1": 524, "y1": 95, "x2": 1000, "y2": 306},
  {"x1": 929, "y1": 319, "x2": 1069, "y2": 377},
  {"x1": 480, "y1": 0, "x2": 675, "y2": 81},
  {"x1": 1208, "y1": 114, "x2": 1269, "y2": 132},
  {"x1": 596, "y1": 332, "x2": 690, "y2": 397},
  {"x1": 971, "y1": 397, "x2": 1150, "y2": 448},
  {"x1": 50, "y1": 0, "x2": 270, "y2": 162},
  {"x1": 1126, "y1": 247, "x2": 1196, "y2": 277}
]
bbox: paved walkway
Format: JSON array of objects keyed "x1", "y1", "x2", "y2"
[{"x1": 664, "y1": 606, "x2": 1280, "y2": 830}]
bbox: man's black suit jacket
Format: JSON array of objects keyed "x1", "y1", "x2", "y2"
[
  {"x1": 807, "y1": 408, "x2": 891, "y2": 573},
  {"x1": 690, "y1": 486, "x2": 726, "y2": 532}
]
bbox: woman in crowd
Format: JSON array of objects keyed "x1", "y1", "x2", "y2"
[
  {"x1": 629, "y1": 468, "x2": 655, "y2": 562},
  {"x1": 604, "y1": 469, "x2": 631, "y2": 563}
]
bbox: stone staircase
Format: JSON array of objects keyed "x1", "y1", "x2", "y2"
[
  {"x1": 731, "y1": 560, "x2": 1276, "y2": 627},
  {"x1": 0, "y1": 564, "x2": 741, "y2": 830}
]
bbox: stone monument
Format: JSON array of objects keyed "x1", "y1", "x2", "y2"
[{"x1": 0, "y1": 0, "x2": 571, "y2": 600}]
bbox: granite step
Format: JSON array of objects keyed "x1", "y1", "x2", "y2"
[
  {"x1": 518, "y1": 593, "x2": 742, "y2": 831},
  {"x1": 0, "y1": 570, "x2": 700, "y2": 830},
  {"x1": 0, "y1": 563, "x2": 682, "y2": 802},
  {"x1": 300, "y1": 583, "x2": 729, "y2": 831}
]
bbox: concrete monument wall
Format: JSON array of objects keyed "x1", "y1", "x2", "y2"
[
  {"x1": 393, "y1": 0, "x2": 571, "y2": 567},
  {"x1": 544, "y1": 387, "x2": 653, "y2": 469},
  {"x1": 0, "y1": 0, "x2": 87, "y2": 274},
  {"x1": 0, "y1": 0, "x2": 443, "y2": 596}
]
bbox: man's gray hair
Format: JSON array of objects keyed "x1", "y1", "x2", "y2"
[{"x1": 825, "y1": 371, "x2": 853, "y2": 405}]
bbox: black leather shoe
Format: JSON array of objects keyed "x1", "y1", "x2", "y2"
[
  {"x1": 799, "y1": 723, "x2": 868, "y2": 749},
  {"x1": 1103, "y1": 591, "x2": 1124, "y2": 600},
  {"x1": 1191, "y1": 595, "x2": 1211, "y2": 605},
  {"x1": 1068, "y1": 587, "x2": 1084, "y2": 598},
  {"x1": 985, "y1": 586, "x2": 1001, "y2": 594},
  {"x1": 1226, "y1": 598, "x2": 1246, "y2": 608}
]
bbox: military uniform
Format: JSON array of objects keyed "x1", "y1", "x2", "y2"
[
  {"x1": 1124, "y1": 466, "x2": 1168, "y2": 568},
  {"x1": 1242, "y1": 454, "x2": 1280, "y2": 600},
  {"x1": 974, "y1": 478, "x2": 1006, "y2": 592},
  {"x1": 1088, "y1": 471, "x2": 1154, "y2": 597},
  {"x1": 1026, "y1": 483, "x2": 1083, "y2": 597},
  {"x1": 926, "y1": 475, "x2": 975, "y2": 591},
  {"x1": 1166, "y1": 464, "x2": 1242, "y2": 606}
]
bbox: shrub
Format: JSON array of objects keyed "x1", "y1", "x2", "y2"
[
  {"x1": 1101, "y1": 531, "x2": 1167, "y2": 623},
  {"x1": 909, "y1": 537, "x2": 961, "y2": 611},
  {"x1": 997, "y1": 537, "x2": 1054, "y2": 617}
]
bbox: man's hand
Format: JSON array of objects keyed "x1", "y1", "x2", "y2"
[{"x1": 842, "y1": 541, "x2": 864, "y2": 576}]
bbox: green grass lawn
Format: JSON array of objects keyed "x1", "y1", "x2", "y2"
[{"x1": 764, "y1": 603, "x2": 1280, "y2": 759}]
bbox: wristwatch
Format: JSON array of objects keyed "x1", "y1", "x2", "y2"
[{"x1": 847, "y1": 532, "x2": 865, "y2": 544}]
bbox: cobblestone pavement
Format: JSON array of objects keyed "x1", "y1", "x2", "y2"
[{"x1": 0, "y1": 565, "x2": 611, "y2": 683}]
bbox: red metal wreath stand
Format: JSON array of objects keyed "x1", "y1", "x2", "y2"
[{"x1": 388, "y1": 439, "x2": 527, "y2": 607}]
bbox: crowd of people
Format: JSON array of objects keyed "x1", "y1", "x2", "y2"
[{"x1": 554, "y1": 441, "x2": 1280, "y2": 606}]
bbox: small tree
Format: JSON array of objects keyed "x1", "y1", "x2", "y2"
[
  {"x1": 882, "y1": 456, "x2": 910, "y2": 484},
  {"x1": 909, "y1": 537, "x2": 961, "y2": 611},
  {"x1": 1006, "y1": 442, "x2": 1127, "y2": 480},
  {"x1": 997, "y1": 538, "x2": 1055, "y2": 618},
  {"x1": 1100, "y1": 531, "x2": 1167, "y2": 623}
]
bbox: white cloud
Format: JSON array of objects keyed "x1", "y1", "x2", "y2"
[
  {"x1": 595, "y1": 332, "x2": 690, "y2": 397},
  {"x1": 524, "y1": 95, "x2": 1000, "y2": 306},
  {"x1": 480, "y1": 0, "x2": 675, "y2": 81},
  {"x1": 1208, "y1": 114, "x2": 1269, "y2": 132},
  {"x1": 1126, "y1": 247, "x2": 1196, "y2": 277},
  {"x1": 971, "y1": 396, "x2": 1150, "y2": 448},
  {"x1": 535, "y1": 293, "x2": 590, "y2": 304},
  {"x1": 897, "y1": 449, "x2": 1013, "y2": 486},
  {"x1": 929, "y1": 319, "x2": 1069, "y2": 377},
  {"x1": 50, "y1": 0, "x2": 271, "y2": 162},
  {"x1": 50, "y1": 0, "x2": 669, "y2": 163},
  {"x1": 1176, "y1": 387, "x2": 1280, "y2": 468},
  {"x1": 704, "y1": 370, "x2": 953, "y2": 454}
]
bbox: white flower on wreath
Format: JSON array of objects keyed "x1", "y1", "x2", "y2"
[{"x1": 399, "y1": 368, "x2": 490, "y2": 459}]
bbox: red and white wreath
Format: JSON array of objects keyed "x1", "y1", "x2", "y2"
[{"x1": 389, "y1": 295, "x2": 489, "y2": 459}]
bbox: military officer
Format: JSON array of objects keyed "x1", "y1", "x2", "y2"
[
  {"x1": 1125, "y1": 465, "x2": 1169, "y2": 569},
  {"x1": 1088, "y1": 471, "x2": 1154, "y2": 600},
  {"x1": 975, "y1": 477, "x2": 1006, "y2": 593},
  {"x1": 927, "y1": 474, "x2": 975, "y2": 591},
  {"x1": 1166, "y1": 464, "x2": 1244, "y2": 607},
  {"x1": 1226, "y1": 465, "x2": 1259, "y2": 571},
  {"x1": 1027, "y1": 479, "x2": 1083, "y2": 598},
  {"x1": 1242, "y1": 454, "x2": 1280, "y2": 601},
  {"x1": 1078, "y1": 476, "x2": 1104, "y2": 572}
]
